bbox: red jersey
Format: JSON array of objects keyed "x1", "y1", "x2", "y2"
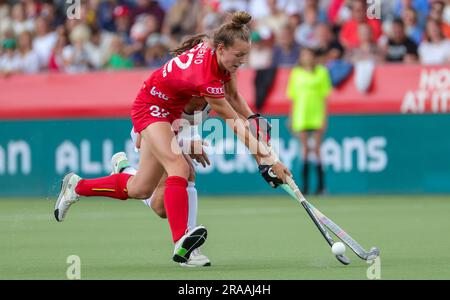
[{"x1": 140, "y1": 42, "x2": 231, "y2": 118}]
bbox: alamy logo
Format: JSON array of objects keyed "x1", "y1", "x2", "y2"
[
  {"x1": 150, "y1": 86, "x2": 169, "y2": 101},
  {"x1": 66, "y1": 255, "x2": 81, "y2": 279},
  {"x1": 66, "y1": 0, "x2": 80, "y2": 20},
  {"x1": 366, "y1": 256, "x2": 381, "y2": 279},
  {"x1": 366, "y1": 0, "x2": 381, "y2": 19}
]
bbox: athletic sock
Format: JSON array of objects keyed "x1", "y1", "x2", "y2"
[
  {"x1": 75, "y1": 173, "x2": 132, "y2": 200},
  {"x1": 187, "y1": 181, "x2": 198, "y2": 230},
  {"x1": 302, "y1": 161, "x2": 309, "y2": 195},
  {"x1": 164, "y1": 176, "x2": 189, "y2": 243},
  {"x1": 142, "y1": 195, "x2": 153, "y2": 208}
]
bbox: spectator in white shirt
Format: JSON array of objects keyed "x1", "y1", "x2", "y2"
[
  {"x1": 418, "y1": 19, "x2": 450, "y2": 65},
  {"x1": 32, "y1": 16, "x2": 57, "y2": 69},
  {"x1": 16, "y1": 31, "x2": 40, "y2": 73}
]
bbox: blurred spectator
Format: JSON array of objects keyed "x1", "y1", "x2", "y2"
[
  {"x1": 345, "y1": 23, "x2": 383, "y2": 63},
  {"x1": 272, "y1": 24, "x2": 300, "y2": 67},
  {"x1": 0, "y1": 0, "x2": 10, "y2": 40},
  {"x1": 418, "y1": 18, "x2": 450, "y2": 65},
  {"x1": 428, "y1": 0, "x2": 450, "y2": 38},
  {"x1": 85, "y1": 26, "x2": 114, "y2": 70},
  {"x1": 287, "y1": 12, "x2": 301, "y2": 29},
  {"x1": 48, "y1": 29, "x2": 69, "y2": 72},
  {"x1": 145, "y1": 33, "x2": 171, "y2": 68},
  {"x1": 347, "y1": 23, "x2": 382, "y2": 93},
  {"x1": 40, "y1": 0, "x2": 58, "y2": 28},
  {"x1": 314, "y1": 23, "x2": 344, "y2": 63},
  {"x1": 107, "y1": 35, "x2": 133, "y2": 69},
  {"x1": 339, "y1": 0, "x2": 382, "y2": 49},
  {"x1": 429, "y1": 0, "x2": 445, "y2": 22},
  {"x1": 286, "y1": 47, "x2": 331, "y2": 195},
  {"x1": 32, "y1": 16, "x2": 58, "y2": 69},
  {"x1": 11, "y1": 2, "x2": 34, "y2": 36},
  {"x1": 295, "y1": 6, "x2": 320, "y2": 48},
  {"x1": 402, "y1": 7, "x2": 424, "y2": 45},
  {"x1": 0, "y1": 37, "x2": 20, "y2": 76},
  {"x1": 97, "y1": 0, "x2": 116, "y2": 32},
  {"x1": 16, "y1": 31, "x2": 40, "y2": 73},
  {"x1": 197, "y1": 2, "x2": 223, "y2": 35},
  {"x1": 162, "y1": 0, "x2": 201, "y2": 41},
  {"x1": 314, "y1": 23, "x2": 352, "y2": 87},
  {"x1": 128, "y1": 14, "x2": 158, "y2": 66},
  {"x1": 62, "y1": 24, "x2": 90, "y2": 73},
  {"x1": 383, "y1": 18, "x2": 418, "y2": 63},
  {"x1": 113, "y1": 5, "x2": 132, "y2": 42},
  {"x1": 111, "y1": 5, "x2": 145, "y2": 66},
  {"x1": 248, "y1": 31, "x2": 273, "y2": 70},
  {"x1": 256, "y1": 0, "x2": 289, "y2": 38},
  {"x1": 131, "y1": 0, "x2": 165, "y2": 31},
  {"x1": 301, "y1": 0, "x2": 328, "y2": 24},
  {"x1": 394, "y1": 0, "x2": 430, "y2": 28},
  {"x1": 248, "y1": 31, "x2": 276, "y2": 111}
]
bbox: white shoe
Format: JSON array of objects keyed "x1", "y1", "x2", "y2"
[
  {"x1": 173, "y1": 225, "x2": 207, "y2": 263},
  {"x1": 54, "y1": 172, "x2": 81, "y2": 222},
  {"x1": 110, "y1": 152, "x2": 130, "y2": 174},
  {"x1": 180, "y1": 248, "x2": 211, "y2": 267}
]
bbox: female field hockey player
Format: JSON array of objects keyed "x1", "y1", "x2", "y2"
[
  {"x1": 54, "y1": 11, "x2": 291, "y2": 264},
  {"x1": 112, "y1": 95, "x2": 273, "y2": 267}
]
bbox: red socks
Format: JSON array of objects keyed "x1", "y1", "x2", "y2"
[
  {"x1": 75, "y1": 173, "x2": 132, "y2": 200},
  {"x1": 75, "y1": 173, "x2": 189, "y2": 243},
  {"x1": 164, "y1": 176, "x2": 189, "y2": 243}
]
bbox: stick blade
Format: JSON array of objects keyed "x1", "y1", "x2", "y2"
[
  {"x1": 336, "y1": 254, "x2": 351, "y2": 265},
  {"x1": 366, "y1": 247, "x2": 380, "y2": 260}
]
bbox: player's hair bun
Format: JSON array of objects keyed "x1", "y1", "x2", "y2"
[{"x1": 231, "y1": 11, "x2": 252, "y2": 29}]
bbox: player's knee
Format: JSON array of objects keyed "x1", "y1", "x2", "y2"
[
  {"x1": 131, "y1": 186, "x2": 154, "y2": 199},
  {"x1": 166, "y1": 157, "x2": 190, "y2": 179},
  {"x1": 151, "y1": 204, "x2": 167, "y2": 219}
]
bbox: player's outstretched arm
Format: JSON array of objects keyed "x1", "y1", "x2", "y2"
[{"x1": 204, "y1": 96, "x2": 291, "y2": 184}]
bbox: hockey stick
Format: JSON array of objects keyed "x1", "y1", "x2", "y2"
[
  {"x1": 282, "y1": 177, "x2": 380, "y2": 261},
  {"x1": 281, "y1": 177, "x2": 351, "y2": 265}
]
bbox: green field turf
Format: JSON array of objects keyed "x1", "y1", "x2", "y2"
[{"x1": 1, "y1": 195, "x2": 450, "y2": 280}]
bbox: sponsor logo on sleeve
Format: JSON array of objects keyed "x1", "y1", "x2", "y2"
[{"x1": 150, "y1": 86, "x2": 169, "y2": 101}]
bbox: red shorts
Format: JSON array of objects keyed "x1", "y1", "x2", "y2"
[{"x1": 131, "y1": 87, "x2": 179, "y2": 134}]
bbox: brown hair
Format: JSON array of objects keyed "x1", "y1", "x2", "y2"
[{"x1": 170, "y1": 11, "x2": 252, "y2": 56}]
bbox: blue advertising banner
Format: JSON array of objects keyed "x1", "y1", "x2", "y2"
[{"x1": 1, "y1": 114, "x2": 450, "y2": 196}]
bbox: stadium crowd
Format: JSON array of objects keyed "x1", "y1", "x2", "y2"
[{"x1": 0, "y1": 0, "x2": 449, "y2": 76}]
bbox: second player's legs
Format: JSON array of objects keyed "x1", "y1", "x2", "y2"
[
  {"x1": 298, "y1": 131, "x2": 310, "y2": 195},
  {"x1": 312, "y1": 129, "x2": 325, "y2": 194}
]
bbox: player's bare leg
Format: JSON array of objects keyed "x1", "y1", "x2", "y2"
[{"x1": 139, "y1": 123, "x2": 207, "y2": 263}]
